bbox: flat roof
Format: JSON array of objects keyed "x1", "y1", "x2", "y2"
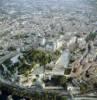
[{"x1": 56, "y1": 49, "x2": 70, "y2": 68}]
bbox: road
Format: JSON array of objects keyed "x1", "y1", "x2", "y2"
[
  {"x1": 0, "y1": 52, "x2": 19, "y2": 64},
  {"x1": 74, "y1": 97, "x2": 97, "y2": 100}
]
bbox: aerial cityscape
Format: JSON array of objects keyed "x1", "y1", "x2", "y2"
[{"x1": 0, "y1": 0, "x2": 97, "y2": 100}]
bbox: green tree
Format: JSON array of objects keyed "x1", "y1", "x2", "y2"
[
  {"x1": 60, "y1": 96, "x2": 67, "y2": 100},
  {"x1": 34, "y1": 92, "x2": 40, "y2": 100},
  {"x1": 80, "y1": 83, "x2": 88, "y2": 94},
  {"x1": 58, "y1": 76, "x2": 67, "y2": 89},
  {"x1": 86, "y1": 32, "x2": 97, "y2": 42}
]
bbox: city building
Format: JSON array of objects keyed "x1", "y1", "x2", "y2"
[{"x1": 45, "y1": 38, "x2": 64, "y2": 52}]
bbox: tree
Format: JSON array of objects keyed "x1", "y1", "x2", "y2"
[
  {"x1": 86, "y1": 32, "x2": 97, "y2": 42},
  {"x1": 60, "y1": 96, "x2": 67, "y2": 100},
  {"x1": 93, "y1": 83, "x2": 97, "y2": 89},
  {"x1": 58, "y1": 76, "x2": 67, "y2": 89},
  {"x1": 40, "y1": 53, "x2": 51, "y2": 79},
  {"x1": 54, "y1": 50, "x2": 61, "y2": 56},
  {"x1": 59, "y1": 76, "x2": 67, "y2": 84},
  {"x1": 59, "y1": 32, "x2": 64, "y2": 35},
  {"x1": 34, "y1": 92, "x2": 40, "y2": 100},
  {"x1": 80, "y1": 83, "x2": 88, "y2": 94}
]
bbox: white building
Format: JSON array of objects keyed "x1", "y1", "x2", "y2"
[
  {"x1": 38, "y1": 36, "x2": 46, "y2": 46},
  {"x1": 67, "y1": 84, "x2": 80, "y2": 94},
  {"x1": 67, "y1": 36, "x2": 77, "y2": 51},
  {"x1": 56, "y1": 39, "x2": 63, "y2": 50},
  {"x1": 46, "y1": 38, "x2": 63, "y2": 52},
  {"x1": 46, "y1": 41, "x2": 56, "y2": 51},
  {"x1": 77, "y1": 37, "x2": 86, "y2": 49}
]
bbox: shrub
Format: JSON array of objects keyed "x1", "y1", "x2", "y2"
[
  {"x1": 80, "y1": 83, "x2": 88, "y2": 94},
  {"x1": 86, "y1": 32, "x2": 97, "y2": 42}
]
